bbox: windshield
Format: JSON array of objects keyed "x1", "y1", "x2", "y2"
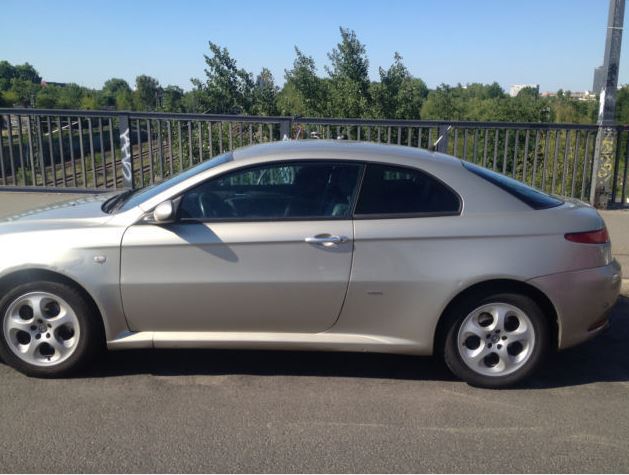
[{"x1": 105, "y1": 152, "x2": 232, "y2": 213}]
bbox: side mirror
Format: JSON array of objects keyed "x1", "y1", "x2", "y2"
[{"x1": 151, "y1": 200, "x2": 176, "y2": 224}]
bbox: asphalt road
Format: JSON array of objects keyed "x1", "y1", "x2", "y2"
[{"x1": 0, "y1": 298, "x2": 628, "y2": 473}]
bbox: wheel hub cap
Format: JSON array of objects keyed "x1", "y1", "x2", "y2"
[
  {"x1": 457, "y1": 302, "x2": 536, "y2": 377},
  {"x1": 2, "y1": 291, "x2": 81, "y2": 367}
]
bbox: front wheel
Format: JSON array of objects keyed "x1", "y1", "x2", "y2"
[
  {"x1": 443, "y1": 292, "x2": 551, "y2": 388},
  {"x1": 0, "y1": 281, "x2": 102, "y2": 377}
]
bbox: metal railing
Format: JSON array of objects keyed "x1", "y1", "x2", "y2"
[{"x1": 0, "y1": 108, "x2": 626, "y2": 208}]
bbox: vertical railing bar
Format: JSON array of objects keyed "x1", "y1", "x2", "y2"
[
  {"x1": 87, "y1": 118, "x2": 96, "y2": 188},
  {"x1": 482, "y1": 129, "x2": 489, "y2": 167},
  {"x1": 77, "y1": 118, "x2": 86, "y2": 187},
  {"x1": 522, "y1": 130, "x2": 530, "y2": 185},
  {"x1": 167, "y1": 120, "x2": 174, "y2": 176},
  {"x1": 257, "y1": 123, "x2": 262, "y2": 145},
  {"x1": 428, "y1": 128, "x2": 433, "y2": 150},
  {"x1": 68, "y1": 117, "x2": 76, "y2": 187},
  {"x1": 147, "y1": 119, "x2": 154, "y2": 183},
  {"x1": 502, "y1": 129, "x2": 510, "y2": 175},
  {"x1": 0, "y1": 116, "x2": 6, "y2": 185},
  {"x1": 386, "y1": 127, "x2": 391, "y2": 144},
  {"x1": 35, "y1": 116, "x2": 45, "y2": 186},
  {"x1": 238, "y1": 122, "x2": 243, "y2": 148},
  {"x1": 26, "y1": 116, "x2": 36, "y2": 186},
  {"x1": 228, "y1": 123, "x2": 233, "y2": 150},
  {"x1": 187, "y1": 120, "x2": 193, "y2": 168},
  {"x1": 581, "y1": 132, "x2": 593, "y2": 201},
  {"x1": 198, "y1": 121, "x2": 203, "y2": 163},
  {"x1": 532, "y1": 130, "x2": 540, "y2": 189},
  {"x1": 542, "y1": 129, "x2": 550, "y2": 192},
  {"x1": 268, "y1": 123, "x2": 273, "y2": 142},
  {"x1": 377, "y1": 127, "x2": 381, "y2": 143},
  {"x1": 551, "y1": 129, "x2": 561, "y2": 194},
  {"x1": 397, "y1": 126, "x2": 402, "y2": 145},
  {"x1": 571, "y1": 131, "x2": 580, "y2": 198},
  {"x1": 98, "y1": 118, "x2": 106, "y2": 188},
  {"x1": 58, "y1": 116, "x2": 67, "y2": 187},
  {"x1": 453, "y1": 128, "x2": 459, "y2": 157},
  {"x1": 416, "y1": 128, "x2": 421, "y2": 147},
  {"x1": 108, "y1": 118, "x2": 116, "y2": 189},
  {"x1": 157, "y1": 120, "x2": 164, "y2": 180},
  {"x1": 248, "y1": 123, "x2": 253, "y2": 145},
  {"x1": 512, "y1": 130, "x2": 519, "y2": 178},
  {"x1": 366, "y1": 126, "x2": 371, "y2": 142},
  {"x1": 492, "y1": 129, "x2": 499, "y2": 170},
  {"x1": 16, "y1": 116, "x2": 26, "y2": 185},
  {"x1": 561, "y1": 130, "x2": 571, "y2": 196},
  {"x1": 46, "y1": 116, "x2": 54, "y2": 186},
  {"x1": 177, "y1": 121, "x2": 183, "y2": 173},
  {"x1": 462, "y1": 129, "x2": 468, "y2": 161},
  {"x1": 7, "y1": 115, "x2": 16, "y2": 185},
  {"x1": 621, "y1": 130, "x2": 629, "y2": 204},
  {"x1": 219, "y1": 122, "x2": 224, "y2": 152},
  {"x1": 472, "y1": 129, "x2": 479, "y2": 164},
  {"x1": 135, "y1": 119, "x2": 144, "y2": 188},
  {"x1": 611, "y1": 128, "x2": 622, "y2": 204},
  {"x1": 209, "y1": 122, "x2": 214, "y2": 157}
]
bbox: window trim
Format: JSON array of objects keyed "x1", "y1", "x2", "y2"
[
  {"x1": 174, "y1": 159, "x2": 366, "y2": 223},
  {"x1": 352, "y1": 162, "x2": 463, "y2": 220}
]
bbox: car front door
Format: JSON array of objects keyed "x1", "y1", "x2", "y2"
[{"x1": 120, "y1": 160, "x2": 363, "y2": 333}]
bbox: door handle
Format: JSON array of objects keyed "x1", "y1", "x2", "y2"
[{"x1": 305, "y1": 234, "x2": 349, "y2": 247}]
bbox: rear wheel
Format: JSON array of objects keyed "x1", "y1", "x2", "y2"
[
  {"x1": 443, "y1": 292, "x2": 550, "y2": 388},
  {"x1": 0, "y1": 281, "x2": 102, "y2": 377}
]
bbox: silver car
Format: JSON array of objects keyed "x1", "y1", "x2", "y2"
[{"x1": 0, "y1": 141, "x2": 621, "y2": 387}]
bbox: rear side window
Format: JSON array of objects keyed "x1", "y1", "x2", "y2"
[
  {"x1": 463, "y1": 162, "x2": 563, "y2": 210},
  {"x1": 355, "y1": 164, "x2": 461, "y2": 217}
]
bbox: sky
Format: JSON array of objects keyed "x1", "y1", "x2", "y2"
[{"x1": 0, "y1": 0, "x2": 624, "y2": 93}]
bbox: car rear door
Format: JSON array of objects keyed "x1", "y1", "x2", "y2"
[{"x1": 120, "y1": 160, "x2": 362, "y2": 333}]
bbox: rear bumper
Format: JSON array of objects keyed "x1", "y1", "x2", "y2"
[{"x1": 528, "y1": 259, "x2": 622, "y2": 349}]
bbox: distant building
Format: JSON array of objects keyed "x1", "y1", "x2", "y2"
[
  {"x1": 541, "y1": 90, "x2": 596, "y2": 101},
  {"x1": 509, "y1": 84, "x2": 539, "y2": 97},
  {"x1": 593, "y1": 65, "x2": 606, "y2": 94}
]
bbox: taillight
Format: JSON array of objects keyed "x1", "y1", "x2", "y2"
[{"x1": 564, "y1": 228, "x2": 610, "y2": 244}]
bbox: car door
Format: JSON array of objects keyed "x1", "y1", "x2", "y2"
[{"x1": 120, "y1": 160, "x2": 363, "y2": 333}]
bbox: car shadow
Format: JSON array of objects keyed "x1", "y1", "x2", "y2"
[{"x1": 76, "y1": 296, "x2": 629, "y2": 389}]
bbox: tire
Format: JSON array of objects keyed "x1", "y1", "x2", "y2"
[
  {"x1": 0, "y1": 280, "x2": 102, "y2": 377},
  {"x1": 442, "y1": 292, "x2": 550, "y2": 388}
]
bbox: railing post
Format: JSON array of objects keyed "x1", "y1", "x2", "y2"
[
  {"x1": 118, "y1": 114, "x2": 134, "y2": 189},
  {"x1": 590, "y1": 0, "x2": 624, "y2": 208},
  {"x1": 436, "y1": 125, "x2": 450, "y2": 153},
  {"x1": 590, "y1": 126, "x2": 617, "y2": 208},
  {"x1": 279, "y1": 118, "x2": 291, "y2": 141}
]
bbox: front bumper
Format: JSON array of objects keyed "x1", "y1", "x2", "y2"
[{"x1": 528, "y1": 259, "x2": 622, "y2": 349}]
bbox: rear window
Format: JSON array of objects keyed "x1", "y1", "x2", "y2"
[
  {"x1": 463, "y1": 162, "x2": 563, "y2": 210},
  {"x1": 355, "y1": 164, "x2": 461, "y2": 216}
]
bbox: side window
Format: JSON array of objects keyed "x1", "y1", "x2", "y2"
[
  {"x1": 179, "y1": 162, "x2": 362, "y2": 220},
  {"x1": 355, "y1": 164, "x2": 460, "y2": 216}
]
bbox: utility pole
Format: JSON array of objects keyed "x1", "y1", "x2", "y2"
[{"x1": 590, "y1": 0, "x2": 625, "y2": 208}]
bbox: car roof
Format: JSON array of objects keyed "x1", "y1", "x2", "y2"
[{"x1": 232, "y1": 140, "x2": 461, "y2": 168}]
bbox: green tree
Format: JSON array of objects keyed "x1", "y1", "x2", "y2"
[
  {"x1": 371, "y1": 52, "x2": 427, "y2": 119},
  {"x1": 162, "y1": 85, "x2": 185, "y2": 112},
  {"x1": 0, "y1": 61, "x2": 17, "y2": 91},
  {"x1": 252, "y1": 68, "x2": 278, "y2": 116},
  {"x1": 14, "y1": 63, "x2": 41, "y2": 83},
  {"x1": 191, "y1": 42, "x2": 255, "y2": 114},
  {"x1": 134, "y1": 75, "x2": 161, "y2": 110},
  {"x1": 326, "y1": 27, "x2": 370, "y2": 117},
  {"x1": 6, "y1": 78, "x2": 39, "y2": 107},
  {"x1": 279, "y1": 47, "x2": 328, "y2": 116},
  {"x1": 421, "y1": 84, "x2": 464, "y2": 120}
]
